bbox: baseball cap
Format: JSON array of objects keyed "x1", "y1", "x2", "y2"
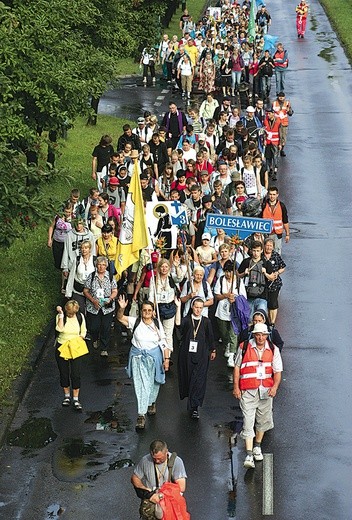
[
  {"x1": 266, "y1": 106, "x2": 274, "y2": 112},
  {"x1": 198, "y1": 133, "x2": 206, "y2": 141},
  {"x1": 246, "y1": 106, "x2": 255, "y2": 113},
  {"x1": 202, "y1": 232, "x2": 211, "y2": 240},
  {"x1": 109, "y1": 177, "x2": 119, "y2": 186},
  {"x1": 137, "y1": 117, "x2": 145, "y2": 123},
  {"x1": 236, "y1": 195, "x2": 246, "y2": 203},
  {"x1": 252, "y1": 323, "x2": 270, "y2": 334},
  {"x1": 277, "y1": 92, "x2": 285, "y2": 97},
  {"x1": 151, "y1": 252, "x2": 159, "y2": 263}
]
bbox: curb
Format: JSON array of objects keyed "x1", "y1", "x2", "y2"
[{"x1": 0, "y1": 319, "x2": 55, "y2": 449}]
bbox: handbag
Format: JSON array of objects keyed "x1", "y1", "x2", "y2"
[{"x1": 158, "y1": 301, "x2": 177, "y2": 320}]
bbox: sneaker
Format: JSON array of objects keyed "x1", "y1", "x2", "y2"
[
  {"x1": 62, "y1": 397, "x2": 71, "y2": 407},
  {"x1": 224, "y1": 344, "x2": 231, "y2": 358},
  {"x1": 100, "y1": 350, "x2": 108, "y2": 357},
  {"x1": 243, "y1": 454, "x2": 255, "y2": 469},
  {"x1": 191, "y1": 409, "x2": 199, "y2": 419},
  {"x1": 121, "y1": 331, "x2": 128, "y2": 337},
  {"x1": 253, "y1": 446, "x2": 263, "y2": 461},
  {"x1": 92, "y1": 341, "x2": 99, "y2": 350},
  {"x1": 143, "y1": 77, "x2": 147, "y2": 83},
  {"x1": 152, "y1": 77, "x2": 156, "y2": 83},
  {"x1": 280, "y1": 149, "x2": 286, "y2": 157},
  {"x1": 147, "y1": 403, "x2": 157, "y2": 416},
  {"x1": 227, "y1": 353, "x2": 235, "y2": 368},
  {"x1": 136, "y1": 415, "x2": 145, "y2": 430}
]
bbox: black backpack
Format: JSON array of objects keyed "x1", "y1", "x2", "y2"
[
  {"x1": 132, "y1": 316, "x2": 160, "y2": 336},
  {"x1": 55, "y1": 312, "x2": 83, "y2": 338}
]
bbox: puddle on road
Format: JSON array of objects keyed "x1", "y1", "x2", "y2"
[
  {"x1": 318, "y1": 46, "x2": 336, "y2": 63},
  {"x1": 53, "y1": 437, "x2": 134, "y2": 482},
  {"x1": 7, "y1": 417, "x2": 57, "y2": 454},
  {"x1": 84, "y1": 405, "x2": 131, "y2": 432},
  {"x1": 45, "y1": 503, "x2": 65, "y2": 519}
]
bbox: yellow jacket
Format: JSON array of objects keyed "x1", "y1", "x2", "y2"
[{"x1": 58, "y1": 336, "x2": 89, "y2": 360}]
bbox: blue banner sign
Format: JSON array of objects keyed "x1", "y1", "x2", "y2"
[{"x1": 205, "y1": 213, "x2": 273, "y2": 239}]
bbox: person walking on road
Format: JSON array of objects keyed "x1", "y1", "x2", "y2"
[
  {"x1": 296, "y1": 0, "x2": 309, "y2": 38},
  {"x1": 261, "y1": 186, "x2": 290, "y2": 254},
  {"x1": 273, "y1": 42, "x2": 289, "y2": 95},
  {"x1": 162, "y1": 102, "x2": 188, "y2": 150},
  {"x1": 55, "y1": 300, "x2": 87, "y2": 411},
  {"x1": 233, "y1": 323, "x2": 283, "y2": 469},
  {"x1": 132, "y1": 439, "x2": 189, "y2": 520},
  {"x1": 272, "y1": 92, "x2": 294, "y2": 157},
  {"x1": 117, "y1": 295, "x2": 170, "y2": 430},
  {"x1": 177, "y1": 297, "x2": 216, "y2": 419},
  {"x1": 263, "y1": 106, "x2": 281, "y2": 181},
  {"x1": 140, "y1": 45, "x2": 157, "y2": 85}
]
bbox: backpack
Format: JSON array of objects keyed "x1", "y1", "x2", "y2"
[
  {"x1": 241, "y1": 338, "x2": 275, "y2": 359},
  {"x1": 55, "y1": 312, "x2": 83, "y2": 338},
  {"x1": 132, "y1": 316, "x2": 160, "y2": 336},
  {"x1": 246, "y1": 260, "x2": 266, "y2": 299},
  {"x1": 186, "y1": 279, "x2": 209, "y2": 299}
]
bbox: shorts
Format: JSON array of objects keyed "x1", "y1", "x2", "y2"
[
  {"x1": 267, "y1": 289, "x2": 280, "y2": 310},
  {"x1": 240, "y1": 389, "x2": 274, "y2": 437}
]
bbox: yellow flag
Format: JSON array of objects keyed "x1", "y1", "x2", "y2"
[{"x1": 115, "y1": 161, "x2": 148, "y2": 278}]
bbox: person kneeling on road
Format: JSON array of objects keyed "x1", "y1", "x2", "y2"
[{"x1": 233, "y1": 323, "x2": 283, "y2": 469}]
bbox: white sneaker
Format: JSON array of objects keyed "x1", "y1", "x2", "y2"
[
  {"x1": 227, "y1": 353, "x2": 235, "y2": 368},
  {"x1": 224, "y1": 344, "x2": 230, "y2": 357},
  {"x1": 100, "y1": 350, "x2": 108, "y2": 357},
  {"x1": 253, "y1": 446, "x2": 263, "y2": 461},
  {"x1": 243, "y1": 454, "x2": 255, "y2": 469}
]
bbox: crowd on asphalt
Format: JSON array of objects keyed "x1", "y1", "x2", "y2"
[{"x1": 48, "y1": 0, "x2": 309, "y2": 513}]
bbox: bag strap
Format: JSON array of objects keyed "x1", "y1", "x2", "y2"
[{"x1": 167, "y1": 452, "x2": 177, "y2": 482}]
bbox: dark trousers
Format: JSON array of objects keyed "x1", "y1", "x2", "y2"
[
  {"x1": 86, "y1": 310, "x2": 113, "y2": 351},
  {"x1": 55, "y1": 348, "x2": 81, "y2": 389}
]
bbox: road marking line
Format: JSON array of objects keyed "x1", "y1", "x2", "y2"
[
  {"x1": 161, "y1": 89, "x2": 169, "y2": 94},
  {"x1": 154, "y1": 102, "x2": 162, "y2": 106},
  {"x1": 156, "y1": 96, "x2": 164, "y2": 100},
  {"x1": 262, "y1": 453, "x2": 274, "y2": 515}
]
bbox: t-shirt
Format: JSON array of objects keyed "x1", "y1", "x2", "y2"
[
  {"x1": 237, "y1": 256, "x2": 273, "y2": 300},
  {"x1": 127, "y1": 317, "x2": 166, "y2": 350},
  {"x1": 134, "y1": 453, "x2": 187, "y2": 489},
  {"x1": 92, "y1": 144, "x2": 114, "y2": 172}
]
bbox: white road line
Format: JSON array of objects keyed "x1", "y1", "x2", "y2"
[
  {"x1": 161, "y1": 89, "x2": 169, "y2": 94},
  {"x1": 154, "y1": 102, "x2": 162, "y2": 106},
  {"x1": 156, "y1": 96, "x2": 164, "y2": 100},
  {"x1": 262, "y1": 453, "x2": 274, "y2": 515}
]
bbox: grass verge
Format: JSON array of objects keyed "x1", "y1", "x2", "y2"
[
  {"x1": 319, "y1": 0, "x2": 352, "y2": 62},
  {"x1": 0, "y1": 115, "x2": 131, "y2": 404}
]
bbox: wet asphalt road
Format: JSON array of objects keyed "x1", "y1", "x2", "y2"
[{"x1": 1, "y1": 0, "x2": 352, "y2": 519}]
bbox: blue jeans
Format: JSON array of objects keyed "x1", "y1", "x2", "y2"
[
  {"x1": 248, "y1": 298, "x2": 268, "y2": 318},
  {"x1": 275, "y1": 69, "x2": 286, "y2": 94},
  {"x1": 232, "y1": 70, "x2": 242, "y2": 91}
]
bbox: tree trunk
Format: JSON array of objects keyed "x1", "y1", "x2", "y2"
[
  {"x1": 87, "y1": 97, "x2": 100, "y2": 126},
  {"x1": 47, "y1": 130, "x2": 57, "y2": 167}
]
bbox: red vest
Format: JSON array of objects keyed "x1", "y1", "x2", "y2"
[
  {"x1": 262, "y1": 201, "x2": 284, "y2": 235},
  {"x1": 272, "y1": 100, "x2": 290, "y2": 127},
  {"x1": 239, "y1": 340, "x2": 274, "y2": 390},
  {"x1": 264, "y1": 117, "x2": 281, "y2": 145}
]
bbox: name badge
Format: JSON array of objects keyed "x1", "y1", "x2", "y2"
[
  {"x1": 160, "y1": 291, "x2": 167, "y2": 302},
  {"x1": 189, "y1": 340, "x2": 198, "y2": 353},
  {"x1": 96, "y1": 288, "x2": 104, "y2": 299},
  {"x1": 257, "y1": 364, "x2": 265, "y2": 379}
]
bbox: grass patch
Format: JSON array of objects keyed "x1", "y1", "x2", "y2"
[
  {"x1": 0, "y1": 115, "x2": 131, "y2": 404},
  {"x1": 165, "y1": 0, "x2": 209, "y2": 40},
  {"x1": 319, "y1": 0, "x2": 352, "y2": 62}
]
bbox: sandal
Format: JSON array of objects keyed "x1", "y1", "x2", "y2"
[
  {"x1": 73, "y1": 400, "x2": 83, "y2": 412},
  {"x1": 62, "y1": 397, "x2": 71, "y2": 407}
]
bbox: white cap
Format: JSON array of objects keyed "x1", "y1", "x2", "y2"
[
  {"x1": 246, "y1": 106, "x2": 255, "y2": 113},
  {"x1": 252, "y1": 323, "x2": 270, "y2": 335}
]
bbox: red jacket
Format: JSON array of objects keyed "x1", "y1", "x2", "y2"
[{"x1": 160, "y1": 482, "x2": 190, "y2": 520}]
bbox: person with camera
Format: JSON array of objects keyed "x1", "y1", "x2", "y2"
[{"x1": 83, "y1": 256, "x2": 117, "y2": 357}]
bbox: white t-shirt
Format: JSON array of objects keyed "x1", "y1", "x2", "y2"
[{"x1": 127, "y1": 317, "x2": 166, "y2": 351}]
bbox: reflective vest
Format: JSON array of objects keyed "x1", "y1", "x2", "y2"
[
  {"x1": 262, "y1": 201, "x2": 284, "y2": 235},
  {"x1": 264, "y1": 117, "x2": 280, "y2": 145},
  {"x1": 239, "y1": 340, "x2": 274, "y2": 390},
  {"x1": 272, "y1": 100, "x2": 290, "y2": 127}
]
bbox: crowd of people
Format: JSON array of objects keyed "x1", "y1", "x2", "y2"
[{"x1": 49, "y1": 0, "x2": 309, "y2": 515}]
